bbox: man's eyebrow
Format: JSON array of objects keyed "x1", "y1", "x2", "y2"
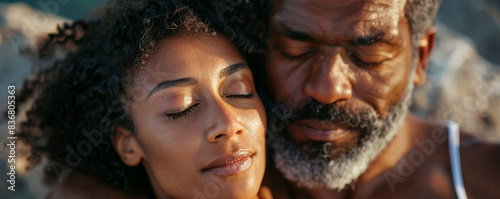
[
  {"x1": 219, "y1": 63, "x2": 248, "y2": 79},
  {"x1": 147, "y1": 78, "x2": 197, "y2": 99},
  {"x1": 278, "y1": 24, "x2": 315, "y2": 41},
  {"x1": 350, "y1": 32, "x2": 394, "y2": 46}
]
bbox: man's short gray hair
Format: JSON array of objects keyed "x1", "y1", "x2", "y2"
[{"x1": 405, "y1": 0, "x2": 442, "y2": 47}]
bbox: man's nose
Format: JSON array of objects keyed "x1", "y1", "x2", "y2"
[
  {"x1": 303, "y1": 49, "x2": 352, "y2": 104},
  {"x1": 206, "y1": 100, "x2": 244, "y2": 143}
]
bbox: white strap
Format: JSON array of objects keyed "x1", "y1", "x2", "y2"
[{"x1": 447, "y1": 121, "x2": 468, "y2": 199}]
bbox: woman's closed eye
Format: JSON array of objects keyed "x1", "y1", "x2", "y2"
[
  {"x1": 226, "y1": 92, "x2": 255, "y2": 99},
  {"x1": 164, "y1": 91, "x2": 254, "y2": 121},
  {"x1": 224, "y1": 79, "x2": 256, "y2": 100},
  {"x1": 165, "y1": 103, "x2": 200, "y2": 120}
]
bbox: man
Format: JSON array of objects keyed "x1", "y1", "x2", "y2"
[{"x1": 260, "y1": 0, "x2": 500, "y2": 198}]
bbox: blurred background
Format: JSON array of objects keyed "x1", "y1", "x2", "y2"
[{"x1": 0, "y1": 0, "x2": 499, "y2": 198}]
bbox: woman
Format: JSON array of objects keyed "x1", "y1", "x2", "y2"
[{"x1": 15, "y1": 0, "x2": 269, "y2": 198}]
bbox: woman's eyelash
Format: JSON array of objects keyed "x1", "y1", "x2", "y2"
[
  {"x1": 227, "y1": 93, "x2": 255, "y2": 99},
  {"x1": 166, "y1": 103, "x2": 199, "y2": 120},
  {"x1": 165, "y1": 93, "x2": 253, "y2": 120}
]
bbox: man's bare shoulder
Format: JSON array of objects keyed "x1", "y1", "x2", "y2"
[
  {"x1": 403, "y1": 115, "x2": 500, "y2": 197},
  {"x1": 459, "y1": 130, "x2": 500, "y2": 198},
  {"x1": 44, "y1": 173, "x2": 149, "y2": 199}
]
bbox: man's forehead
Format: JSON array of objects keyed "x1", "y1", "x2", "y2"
[
  {"x1": 273, "y1": 0, "x2": 406, "y2": 14},
  {"x1": 271, "y1": 0, "x2": 407, "y2": 39}
]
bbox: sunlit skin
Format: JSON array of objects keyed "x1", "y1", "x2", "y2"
[
  {"x1": 261, "y1": 0, "x2": 500, "y2": 198},
  {"x1": 112, "y1": 33, "x2": 267, "y2": 199},
  {"x1": 45, "y1": 33, "x2": 273, "y2": 199},
  {"x1": 265, "y1": 0, "x2": 411, "y2": 150},
  {"x1": 45, "y1": 0, "x2": 500, "y2": 198}
]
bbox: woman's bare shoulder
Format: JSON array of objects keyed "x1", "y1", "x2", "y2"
[{"x1": 44, "y1": 172, "x2": 148, "y2": 199}]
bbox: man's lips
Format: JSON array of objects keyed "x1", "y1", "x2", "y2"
[
  {"x1": 289, "y1": 119, "x2": 351, "y2": 142},
  {"x1": 202, "y1": 150, "x2": 254, "y2": 176}
]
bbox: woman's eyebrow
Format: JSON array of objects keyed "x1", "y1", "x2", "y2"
[
  {"x1": 146, "y1": 63, "x2": 247, "y2": 99},
  {"x1": 147, "y1": 77, "x2": 197, "y2": 99},
  {"x1": 219, "y1": 63, "x2": 248, "y2": 79}
]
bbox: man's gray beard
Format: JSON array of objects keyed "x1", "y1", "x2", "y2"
[{"x1": 267, "y1": 82, "x2": 414, "y2": 191}]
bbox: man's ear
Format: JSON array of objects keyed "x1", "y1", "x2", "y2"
[
  {"x1": 413, "y1": 27, "x2": 436, "y2": 86},
  {"x1": 111, "y1": 127, "x2": 144, "y2": 166}
]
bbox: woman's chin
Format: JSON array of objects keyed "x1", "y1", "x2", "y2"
[
  {"x1": 199, "y1": 174, "x2": 261, "y2": 199},
  {"x1": 216, "y1": 184, "x2": 260, "y2": 199}
]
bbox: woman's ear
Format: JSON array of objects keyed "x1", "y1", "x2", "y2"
[
  {"x1": 413, "y1": 27, "x2": 436, "y2": 86},
  {"x1": 111, "y1": 127, "x2": 145, "y2": 166}
]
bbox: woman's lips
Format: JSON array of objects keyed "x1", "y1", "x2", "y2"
[
  {"x1": 202, "y1": 150, "x2": 254, "y2": 176},
  {"x1": 290, "y1": 119, "x2": 351, "y2": 142}
]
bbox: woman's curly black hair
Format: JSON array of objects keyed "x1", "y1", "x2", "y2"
[{"x1": 12, "y1": 0, "x2": 269, "y2": 195}]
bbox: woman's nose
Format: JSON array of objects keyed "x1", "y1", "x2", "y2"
[{"x1": 206, "y1": 100, "x2": 244, "y2": 143}]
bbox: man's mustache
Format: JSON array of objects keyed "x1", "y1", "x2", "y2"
[{"x1": 281, "y1": 100, "x2": 378, "y2": 130}]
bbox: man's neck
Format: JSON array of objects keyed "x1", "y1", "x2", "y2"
[
  {"x1": 287, "y1": 183, "x2": 352, "y2": 199},
  {"x1": 351, "y1": 114, "x2": 415, "y2": 198}
]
